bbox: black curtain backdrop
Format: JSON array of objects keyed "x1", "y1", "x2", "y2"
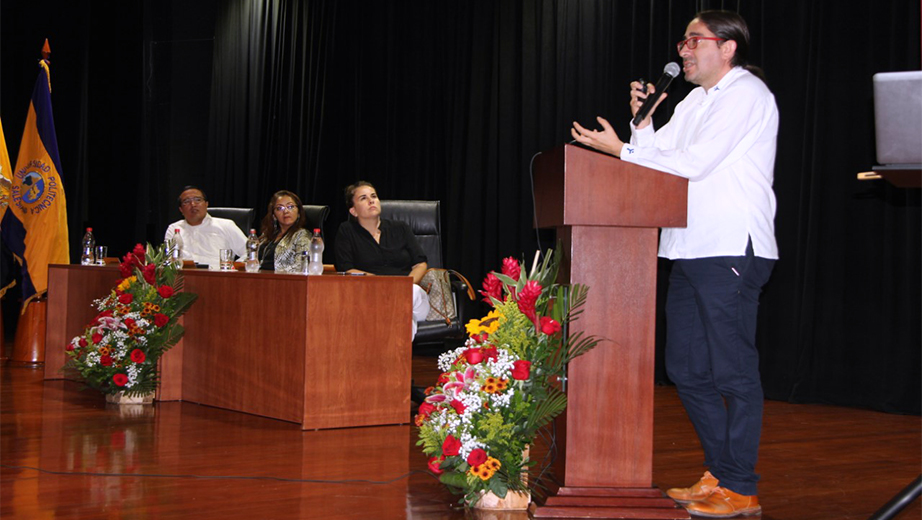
[{"x1": 1, "y1": 0, "x2": 919, "y2": 414}]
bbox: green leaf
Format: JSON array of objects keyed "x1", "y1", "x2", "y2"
[
  {"x1": 488, "y1": 476, "x2": 509, "y2": 498},
  {"x1": 439, "y1": 471, "x2": 468, "y2": 489},
  {"x1": 168, "y1": 293, "x2": 198, "y2": 319}
]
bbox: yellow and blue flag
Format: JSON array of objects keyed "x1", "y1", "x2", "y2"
[
  {"x1": 0, "y1": 116, "x2": 15, "y2": 299},
  {"x1": 0, "y1": 40, "x2": 70, "y2": 308}
]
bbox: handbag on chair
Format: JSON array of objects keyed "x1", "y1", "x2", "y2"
[{"x1": 419, "y1": 268, "x2": 475, "y2": 324}]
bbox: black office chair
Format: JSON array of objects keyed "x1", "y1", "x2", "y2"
[
  {"x1": 380, "y1": 200, "x2": 471, "y2": 348},
  {"x1": 302, "y1": 205, "x2": 330, "y2": 262},
  {"x1": 302, "y1": 205, "x2": 330, "y2": 239},
  {"x1": 208, "y1": 207, "x2": 256, "y2": 235}
]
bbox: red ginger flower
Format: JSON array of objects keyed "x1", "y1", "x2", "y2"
[
  {"x1": 479, "y1": 272, "x2": 503, "y2": 305},
  {"x1": 515, "y1": 280, "x2": 542, "y2": 323},
  {"x1": 501, "y1": 257, "x2": 521, "y2": 281},
  {"x1": 142, "y1": 263, "x2": 157, "y2": 285}
]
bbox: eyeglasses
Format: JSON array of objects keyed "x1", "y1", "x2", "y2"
[
  {"x1": 275, "y1": 204, "x2": 298, "y2": 213},
  {"x1": 677, "y1": 36, "x2": 726, "y2": 52},
  {"x1": 180, "y1": 196, "x2": 205, "y2": 206}
]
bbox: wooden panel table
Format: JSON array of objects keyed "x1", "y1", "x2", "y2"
[{"x1": 44, "y1": 265, "x2": 413, "y2": 430}]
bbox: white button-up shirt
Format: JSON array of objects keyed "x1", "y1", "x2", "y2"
[
  {"x1": 620, "y1": 67, "x2": 779, "y2": 260},
  {"x1": 164, "y1": 213, "x2": 247, "y2": 268}
]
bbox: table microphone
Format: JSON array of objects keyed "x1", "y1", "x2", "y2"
[{"x1": 632, "y1": 62, "x2": 681, "y2": 126}]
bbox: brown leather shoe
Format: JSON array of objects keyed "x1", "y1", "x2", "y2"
[
  {"x1": 666, "y1": 471, "x2": 719, "y2": 503},
  {"x1": 684, "y1": 486, "x2": 761, "y2": 518}
]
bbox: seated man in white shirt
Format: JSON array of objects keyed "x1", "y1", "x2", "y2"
[{"x1": 164, "y1": 186, "x2": 247, "y2": 268}]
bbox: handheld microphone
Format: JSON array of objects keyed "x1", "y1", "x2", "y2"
[{"x1": 632, "y1": 62, "x2": 681, "y2": 126}]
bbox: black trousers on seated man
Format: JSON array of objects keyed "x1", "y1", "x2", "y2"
[{"x1": 664, "y1": 240, "x2": 774, "y2": 497}]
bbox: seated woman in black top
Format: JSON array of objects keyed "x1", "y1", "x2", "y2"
[
  {"x1": 334, "y1": 181, "x2": 430, "y2": 338},
  {"x1": 257, "y1": 190, "x2": 312, "y2": 272}
]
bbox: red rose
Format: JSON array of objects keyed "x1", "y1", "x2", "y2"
[
  {"x1": 100, "y1": 355, "x2": 113, "y2": 367},
  {"x1": 515, "y1": 280, "x2": 542, "y2": 323},
  {"x1": 427, "y1": 455, "x2": 445, "y2": 474},
  {"x1": 442, "y1": 434, "x2": 462, "y2": 457},
  {"x1": 511, "y1": 360, "x2": 531, "y2": 381},
  {"x1": 481, "y1": 346, "x2": 498, "y2": 362},
  {"x1": 66, "y1": 342, "x2": 75, "y2": 352},
  {"x1": 112, "y1": 373, "x2": 128, "y2": 387},
  {"x1": 153, "y1": 313, "x2": 169, "y2": 327},
  {"x1": 501, "y1": 257, "x2": 521, "y2": 281},
  {"x1": 157, "y1": 285, "x2": 174, "y2": 298},
  {"x1": 463, "y1": 348, "x2": 484, "y2": 365},
  {"x1": 92, "y1": 333, "x2": 103, "y2": 344},
  {"x1": 479, "y1": 272, "x2": 503, "y2": 305},
  {"x1": 539, "y1": 316, "x2": 561, "y2": 335},
  {"x1": 130, "y1": 349, "x2": 146, "y2": 363},
  {"x1": 450, "y1": 399, "x2": 466, "y2": 415},
  {"x1": 118, "y1": 293, "x2": 134, "y2": 305},
  {"x1": 467, "y1": 448, "x2": 487, "y2": 467},
  {"x1": 418, "y1": 402, "x2": 436, "y2": 417},
  {"x1": 78, "y1": 337, "x2": 88, "y2": 348}
]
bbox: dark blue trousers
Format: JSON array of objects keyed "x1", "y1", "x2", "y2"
[{"x1": 664, "y1": 243, "x2": 774, "y2": 497}]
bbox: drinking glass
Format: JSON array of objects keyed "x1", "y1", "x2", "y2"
[
  {"x1": 95, "y1": 246, "x2": 107, "y2": 266},
  {"x1": 219, "y1": 249, "x2": 235, "y2": 271}
]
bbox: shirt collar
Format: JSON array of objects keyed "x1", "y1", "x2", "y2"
[
  {"x1": 708, "y1": 66, "x2": 745, "y2": 95},
  {"x1": 185, "y1": 213, "x2": 212, "y2": 227}
]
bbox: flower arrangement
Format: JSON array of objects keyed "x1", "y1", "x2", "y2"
[
  {"x1": 416, "y1": 248, "x2": 599, "y2": 507},
  {"x1": 64, "y1": 243, "x2": 198, "y2": 397}
]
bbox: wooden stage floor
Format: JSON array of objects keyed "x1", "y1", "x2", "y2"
[{"x1": 1, "y1": 355, "x2": 919, "y2": 519}]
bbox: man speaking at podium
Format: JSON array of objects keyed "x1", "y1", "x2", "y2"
[{"x1": 571, "y1": 10, "x2": 778, "y2": 519}]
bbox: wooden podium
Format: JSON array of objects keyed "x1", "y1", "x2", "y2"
[{"x1": 532, "y1": 144, "x2": 690, "y2": 519}]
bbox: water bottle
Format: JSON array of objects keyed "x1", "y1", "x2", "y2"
[
  {"x1": 307, "y1": 229, "x2": 324, "y2": 275},
  {"x1": 80, "y1": 228, "x2": 95, "y2": 265},
  {"x1": 169, "y1": 229, "x2": 184, "y2": 269},
  {"x1": 245, "y1": 229, "x2": 260, "y2": 273}
]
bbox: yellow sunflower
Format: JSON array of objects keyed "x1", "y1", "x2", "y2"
[
  {"x1": 469, "y1": 464, "x2": 494, "y2": 481},
  {"x1": 465, "y1": 309, "x2": 503, "y2": 336},
  {"x1": 116, "y1": 276, "x2": 137, "y2": 292}
]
